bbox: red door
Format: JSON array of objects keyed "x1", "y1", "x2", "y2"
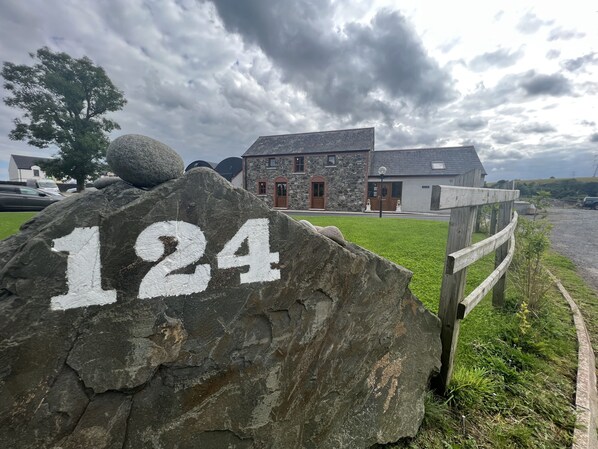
[
  {"x1": 275, "y1": 182, "x2": 287, "y2": 208},
  {"x1": 311, "y1": 182, "x2": 325, "y2": 209}
]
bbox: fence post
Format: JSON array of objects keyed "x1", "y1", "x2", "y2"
[
  {"x1": 492, "y1": 200, "x2": 514, "y2": 308},
  {"x1": 434, "y1": 169, "x2": 481, "y2": 392}
]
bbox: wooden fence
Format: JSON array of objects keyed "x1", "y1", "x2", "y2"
[{"x1": 430, "y1": 169, "x2": 520, "y2": 391}]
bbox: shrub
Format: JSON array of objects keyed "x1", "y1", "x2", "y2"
[{"x1": 511, "y1": 218, "x2": 552, "y2": 313}]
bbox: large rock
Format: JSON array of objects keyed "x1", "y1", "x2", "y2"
[
  {"x1": 106, "y1": 134, "x2": 184, "y2": 187},
  {"x1": 0, "y1": 168, "x2": 440, "y2": 449}
]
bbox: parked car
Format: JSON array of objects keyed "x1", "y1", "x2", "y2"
[
  {"x1": 581, "y1": 196, "x2": 598, "y2": 210},
  {"x1": 0, "y1": 184, "x2": 64, "y2": 211},
  {"x1": 26, "y1": 178, "x2": 61, "y2": 195}
]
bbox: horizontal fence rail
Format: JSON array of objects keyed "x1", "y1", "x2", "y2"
[
  {"x1": 447, "y1": 211, "x2": 518, "y2": 275},
  {"x1": 458, "y1": 233, "x2": 516, "y2": 319},
  {"x1": 431, "y1": 185, "x2": 520, "y2": 210}
]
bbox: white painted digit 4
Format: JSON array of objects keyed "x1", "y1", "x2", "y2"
[
  {"x1": 135, "y1": 221, "x2": 211, "y2": 299},
  {"x1": 217, "y1": 218, "x2": 280, "y2": 283},
  {"x1": 50, "y1": 226, "x2": 117, "y2": 311}
]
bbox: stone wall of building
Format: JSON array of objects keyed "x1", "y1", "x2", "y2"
[{"x1": 244, "y1": 151, "x2": 369, "y2": 212}]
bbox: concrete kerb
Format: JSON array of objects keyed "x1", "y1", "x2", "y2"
[{"x1": 547, "y1": 270, "x2": 598, "y2": 449}]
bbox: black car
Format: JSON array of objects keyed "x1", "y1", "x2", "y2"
[
  {"x1": 0, "y1": 184, "x2": 63, "y2": 211},
  {"x1": 582, "y1": 196, "x2": 598, "y2": 210}
]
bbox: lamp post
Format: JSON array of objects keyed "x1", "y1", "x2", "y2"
[{"x1": 378, "y1": 166, "x2": 387, "y2": 218}]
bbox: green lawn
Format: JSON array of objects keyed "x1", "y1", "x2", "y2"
[
  {"x1": 296, "y1": 216, "x2": 577, "y2": 449},
  {"x1": 0, "y1": 212, "x2": 37, "y2": 240}
]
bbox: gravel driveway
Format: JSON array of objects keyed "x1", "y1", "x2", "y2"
[{"x1": 547, "y1": 207, "x2": 598, "y2": 293}]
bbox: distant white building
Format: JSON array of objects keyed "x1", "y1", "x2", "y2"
[{"x1": 8, "y1": 154, "x2": 52, "y2": 182}]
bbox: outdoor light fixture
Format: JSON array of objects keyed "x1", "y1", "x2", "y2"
[{"x1": 378, "y1": 166, "x2": 387, "y2": 218}]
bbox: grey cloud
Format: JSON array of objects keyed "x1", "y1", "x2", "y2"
[
  {"x1": 208, "y1": 1, "x2": 455, "y2": 119},
  {"x1": 581, "y1": 120, "x2": 596, "y2": 127},
  {"x1": 519, "y1": 71, "x2": 572, "y2": 96},
  {"x1": 590, "y1": 133, "x2": 598, "y2": 143},
  {"x1": 516, "y1": 12, "x2": 553, "y2": 34},
  {"x1": 548, "y1": 27, "x2": 585, "y2": 41},
  {"x1": 456, "y1": 117, "x2": 488, "y2": 131},
  {"x1": 491, "y1": 133, "x2": 518, "y2": 144},
  {"x1": 562, "y1": 53, "x2": 597, "y2": 72},
  {"x1": 484, "y1": 148, "x2": 525, "y2": 160},
  {"x1": 516, "y1": 122, "x2": 556, "y2": 133},
  {"x1": 545, "y1": 49, "x2": 560, "y2": 60},
  {"x1": 468, "y1": 47, "x2": 524, "y2": 72}
]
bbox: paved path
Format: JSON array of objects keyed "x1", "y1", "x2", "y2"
[{"x1": 547, "y1": 207, "x2": 598, "y2": 293}]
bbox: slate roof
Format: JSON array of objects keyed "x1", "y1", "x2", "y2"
[
  {"x1": 370, "y1": 146, "x2": 486, "y2": 177},
  {"x1": 243, "y1": 127, "x2": 374, "y2": 157},
  {"x1": 10, "y1": 154, "x2": 51, "y2": 169}
]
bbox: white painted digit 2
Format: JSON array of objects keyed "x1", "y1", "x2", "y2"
[
  {"x1": 50, "y1": 226, "x2": 117, "y2": 311},
  {"x1": 135, "y1": 221, "x2": 211, "y2": 299}
]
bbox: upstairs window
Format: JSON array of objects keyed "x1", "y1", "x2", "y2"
[
  {"x1": 326, "y1": 155, "x2": 336, "y2": 166},
  {"x1": 33, "y1": 169, "x2": 40, "y2": 177},
  {"x1": 294, "y1": 156, "x2": 304, "y2": 172},
  {"x1": 431, "y1": 161, "x2": 446, "y2": 170},
  {"x1": 258, "y1": 181, "x2": 267, "y2": 195},
  {"x1": 267, "y1": 157, "x2": 276, "y2": 168}
]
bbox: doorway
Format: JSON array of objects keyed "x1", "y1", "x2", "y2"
[
  {"x1": 311, "y1": 181, "x2": 325, "y2": 209},
  {"x1": 275, "y1": 181, "x2": 288, "y2": 208}
]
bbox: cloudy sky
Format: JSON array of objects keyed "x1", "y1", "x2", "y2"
[{"x1": 1, "y1": 0, "x2": 597, "y2": 181}]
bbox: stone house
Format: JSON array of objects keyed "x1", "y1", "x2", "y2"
[
  {"x1": 8, "y1": 154, "x2": 52, "y2": 182},
  {"x1": 242, "y1": 128, "x2": 373, "y2": 212},
  {"x1": 242, "y1": 128, "x2": 486, "y2": 213}
]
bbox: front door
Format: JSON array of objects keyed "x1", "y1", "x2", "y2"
[
  {"x1": 275, "y1": 182, "x2": 287, "y2": 208},
  {"x1": 311, "y1": 182, "x2": 325, "y2": 209}
]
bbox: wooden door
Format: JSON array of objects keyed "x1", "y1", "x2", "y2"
[
  {"x1": 275, "y1": 182, "x2": 287, "y2": 208},
  {"x1": 311, "y1": 182, "x2": 325, "y2": 209}
]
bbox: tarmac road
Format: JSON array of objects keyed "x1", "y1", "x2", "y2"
[{"x1": 547, "y1": 207, "x2": 598, "y2": 293}]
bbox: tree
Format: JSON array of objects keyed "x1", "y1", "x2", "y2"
[{"x1": 1, "y1": 47, "x2": 126, "y2": 191}]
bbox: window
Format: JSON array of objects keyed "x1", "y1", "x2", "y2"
[
  {"x1": 258, "y1": 181, "x2": 266, "y2": 195},
  {"x1": 431, "y1": 161, "x2": 445, "y2": 170},
  {"x1": 20, "y1": 187, "x2": 40, "y2": 196},
  {"x1": 33, "y1": 169, "x2": 40, "y2": 177},
  {"x1": 312, "y1": 182, "x2": 324, "y2": 197},
  {"x1": 368, "y1": 182, "x2": 378, "y2": 198},
  {"x1": 267, "y1": 158, "x2": 276, "y2": 168},
  {"x1": 422, "y1": 185, "x2": 430, "y2": 189},
  {"x1": 326, "y1": 155, "x2": 336, "y2": 166},
  {"x1": 294, "y1": 156, "x2": 304, "y2": 172},
  {"x1": 391, "y1": 182, "x2": 402, "y2": 198}
]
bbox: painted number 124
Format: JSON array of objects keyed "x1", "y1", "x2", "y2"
[{"x1": 50, "y1": 218, "x2": 280, "y2": 311}]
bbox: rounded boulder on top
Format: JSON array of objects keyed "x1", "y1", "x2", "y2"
[{"x1": 107, "y1": 134, "x2": 184, "y2": 188}]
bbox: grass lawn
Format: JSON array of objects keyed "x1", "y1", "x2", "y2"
[
  {"x1": 296, "y1": 215, "x2": 577, "y2": 449},
  {"x1": 0, "y1": 212, "x2": 37, "y2": 240}
]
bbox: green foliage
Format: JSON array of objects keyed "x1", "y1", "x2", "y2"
[
  {"x1": 511, "y1": 218, "x2": 552, "y2": 312},
  {"x1": 515, "y1": 178, "x2": 598, "y2": 202},
  {"x1": 447, "y1": 367, "x2": 498, "y2": 410},
  {"x1": 1, "y1": 47, "x2": 126, "y2": 190}
]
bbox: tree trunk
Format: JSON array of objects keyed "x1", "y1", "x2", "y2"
[{"x1": 76, "y1": 178, "x2": 85, "y2": 192}]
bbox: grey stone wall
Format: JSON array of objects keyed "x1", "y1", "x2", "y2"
[{"x1": 244, "y1": 152, "x2": 369, "y2": 212}]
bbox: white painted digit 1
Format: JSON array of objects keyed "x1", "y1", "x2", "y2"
[
  {"x1": 50, "y1": 226, "x2": 117, "y2": 311},
  {"x1": 135, "y1": 221, "x2": 211, "y2": 299},
  {"x1": 217, "y1": 218, "x2": 280, "y2": 283}
]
